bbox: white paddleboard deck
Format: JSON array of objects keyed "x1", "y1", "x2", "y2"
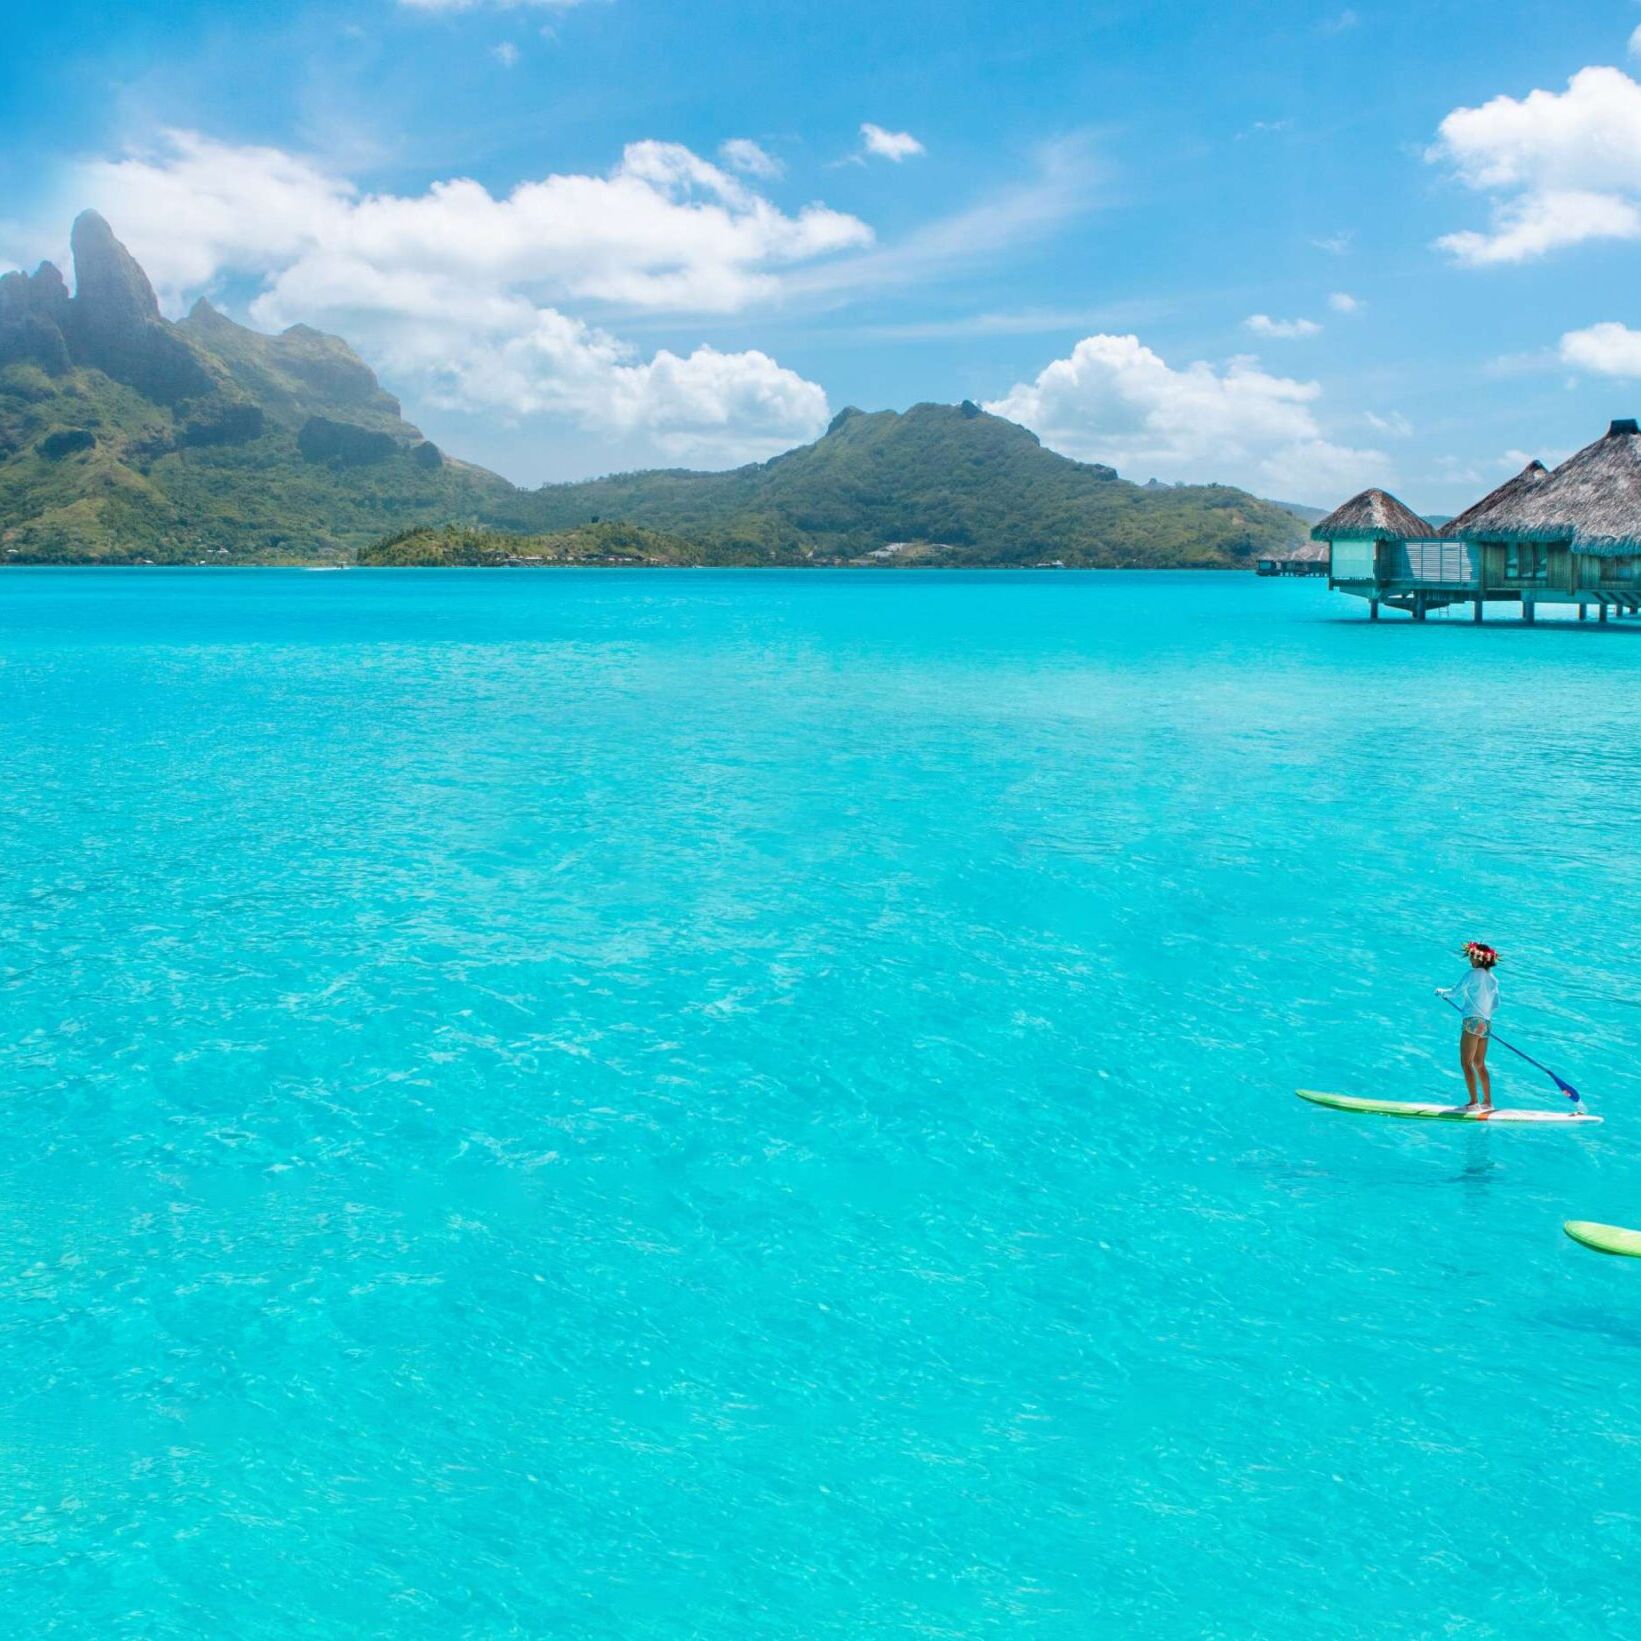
[{"x1": 1297, "y1": 1089, "x2": 1601, "y2": 1125}]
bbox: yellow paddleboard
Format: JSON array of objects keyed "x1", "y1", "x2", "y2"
[
  {"x1": 1564, "y1": 1221, "x2": 1641, "y2": 1257},
  {"x1": 1296, "y1": 1089, "x2": 1600, "y2": 1125}
]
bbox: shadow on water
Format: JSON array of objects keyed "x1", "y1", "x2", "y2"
[
  {"x1": 1320, "y1": 614, "x2": 1641, "y2": 636},
  {"x1": 1446, "y1": 1128, "x2": 1501, "y2": 1195},
  {"x1": 1373, "y1": 1130, "x2": 1504, "y2": 1193},
  {"x1": 1538, "y1": 1304, "x2": 1641, "y2": 1352},
  {"x1": 1249, "y1": 1128, "x2": 1504, "y2": 1195}
]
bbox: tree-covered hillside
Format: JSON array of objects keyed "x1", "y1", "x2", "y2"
[
  {"x1": 516, "y1": 402, "x2": 1304, "y2": 567},
  {"x1": 0, "y1": 212, "x2": 525, "y2": 563},
  {"x1": 359, "y1": 521, "x2": 705, "y2": 566}
]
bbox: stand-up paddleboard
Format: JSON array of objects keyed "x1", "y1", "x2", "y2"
[
  {"x1": 1296, "y1": 1089, "x2": 1601, "y2": 1125},
  {"x1": 1564, "y1": 1221, "x2": 1641, "y2": 1257}
]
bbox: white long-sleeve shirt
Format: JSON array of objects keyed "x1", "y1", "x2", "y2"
[{"x1": 1445, "y1": 966, "x2": 1499, "y2": 1022}]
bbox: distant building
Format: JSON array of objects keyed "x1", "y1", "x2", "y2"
[
  {"x1": 1312, "y1": 419, "x2": 1641, "y2": 621},
  {"x1": 1256, "y1": 543, "x2": 1329, "y2": 577}
]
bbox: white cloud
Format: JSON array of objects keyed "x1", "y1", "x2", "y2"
[
  {"x1": 70, "y1": 132, "x2": 357, "y2": 300},
  {"x1": 1244, "y1": 313, "x2": 1321, "y2": 338},
  {"x1": 1259, "y1": 438, "x2": 1387, "y2": 500},
  {"x1": 1482, "y1": 346, "x2": 1559, "y2": 377},
  {"x1": 74, "y1": 129, "x2": 870, "y2": 315},
  {"x1": 1328, "y1": 291, "x2": 1361, "y2": 313},
  {"x1": 791, "y1": 134, "x2": 1100, "y2": 298},
  {"x1": 1430, "y1": 66, "x2": 1641, "y2": 263},
  {"x1": 492, "y1": 41, "x2": 520, "y2": 66},
  {"x1": 67, "y1": 130, "x2": 853, "y2": 463},
  {"x1": 1433, "y1": 66, "x2": 1641, "y2": 192},
  {"x1": 397, "y1": 312, "x2": 829, "y2": 462},
  {"x1": 860, "y1": 123, "x2": 925, "y2": 162},
  {"x1": 983, "y1": 333, "x2": 1385, "y2": 499},
  {"x1": 1437, "y1": 189, "x2": 1641, "y2": 265},
  {"x1": 1559, "y1": 320, "x2": 1641, "y2": 376},
  {"x1": 1364, "y1": 410, "x2": 1413, "y2": 436},
  {"x1": 1312, "y1": 230, "x2": 1352, "y2": 255},
  {"x1": 1319, "y1": 9, "x2": 1358, "y2": 34},
  {"x1": 1630, "y1": 24, "x2": 1641, "y2": 61},
  {"x1": 719, "y1": 138, "x2": 782, "y2": 180}
]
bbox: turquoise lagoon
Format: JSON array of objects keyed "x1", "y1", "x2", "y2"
[{"x1": 3, "y1": 568, "x2": 1641, "y2": 1637}]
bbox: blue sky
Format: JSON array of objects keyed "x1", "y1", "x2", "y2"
[{"x1": 6, "y1": 0, "x2": 1641, "y2": 509}]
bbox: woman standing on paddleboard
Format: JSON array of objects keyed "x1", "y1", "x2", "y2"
[{"x1": 1439, "y1": 942, "x2": 1499, "y2": 1111}]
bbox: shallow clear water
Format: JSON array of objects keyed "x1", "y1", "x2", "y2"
[{"x1": 3, "y1": 569, "x2": 1640, "y2": 1637}]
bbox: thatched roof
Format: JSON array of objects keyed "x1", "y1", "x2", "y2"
[
  {"x1": 1310, "y1": 488, "x2": 1434, "y2": 542},
  {"x1": 1444, "y1": 420, "x2": 1641, "y2": 555},
  {"x1": 1438, "y1": 460, "x2": 1548, "y2": 539}
]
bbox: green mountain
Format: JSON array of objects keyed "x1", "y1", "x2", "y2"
[
  {"x1": 2, "y1": 212, "x2": 1305, "y2": 567},
  {"x1": 0, "y1": 211, "x2": 523, "y2": 562},
  {"x1": 521, "y1": 402, "x2": 1305, "y2": 567}
]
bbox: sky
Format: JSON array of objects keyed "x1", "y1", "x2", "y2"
[{"x1": 5, "y1": 0, "x2": 1641, "y2": 510}]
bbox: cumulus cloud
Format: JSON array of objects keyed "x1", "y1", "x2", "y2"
[
  {"x1": 1432, "y1": 66, "x2": 1641, "y2": 193},
  {"x1": 718, "y1": 138, "x2": 782, "y2": 180},
  {"x1": 70, "y1": 132, "x2": 357, "y2": 300},
  {"x1": 1256, "y1": 438, "x2": 1389, "y2": 501},
  {"x1": 1559, "y1": 321, "x2": 1641, "y2": 376},
  {"x1": 244, "y1": 261, "x2": 828, "y2": 460},
  {"x1": 1438, "y1": 189, "x2": 1641, "y2": 265},
  {"x1": 77, "y1": 129, "x2": 870, "y2": 315},
  {"x1": 860, "y1": 123, "x2": 925, "y2": 162},
  {"x1": 1430, "y1": 66, "x2": 1641, "y2": 263},
  {"x1": 67, "y1": 130, "x2": 855, "y2": 463},
  {"x1": 983, "y1": 333, "x2": 1385, "y2": 500},
  {"x1": 492, "y1": 41, "x2": 520, "y2": 66},
  {"x1": 1244, "y1": 313, "x2": 1321, "y2": 338},
  {"x1": 1328, "y1": 291, "x2": 1361, "y2": 313}
]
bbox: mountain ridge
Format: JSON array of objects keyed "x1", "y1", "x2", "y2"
[
  {"x1": 1, "y1": 210, "x2": 523, "y2": 561},
  {"x1": 2, "y1": 212, "x2": 1305, "y2": 566},
  {"x1": 516, "y1": 398, "x2": 1304, "y2": 567}
]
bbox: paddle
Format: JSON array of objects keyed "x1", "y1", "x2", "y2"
[{"x1": 1439, "y1": 992, "x2": 1583, "y2": 1106}]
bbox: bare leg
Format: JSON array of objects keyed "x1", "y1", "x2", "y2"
[
  {"x1": 1460, "y1": 1031, "x2": 1479, "y2": 1105},
  {"x1": 1474, "y1": 1033, "x2": 1492, "y2": 1109}
]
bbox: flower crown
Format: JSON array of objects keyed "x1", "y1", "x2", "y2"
[{"x1": 1464, "y1": 941, "x2": 1499, "y2": 969}]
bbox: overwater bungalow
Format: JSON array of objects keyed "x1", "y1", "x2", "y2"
[
  {"x1": 1313, "y1": 418, "x2": 1641, "y2": 621},
  {"x1": 1255, "y1": 543, "x2": 1329, "y2": 577}
]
